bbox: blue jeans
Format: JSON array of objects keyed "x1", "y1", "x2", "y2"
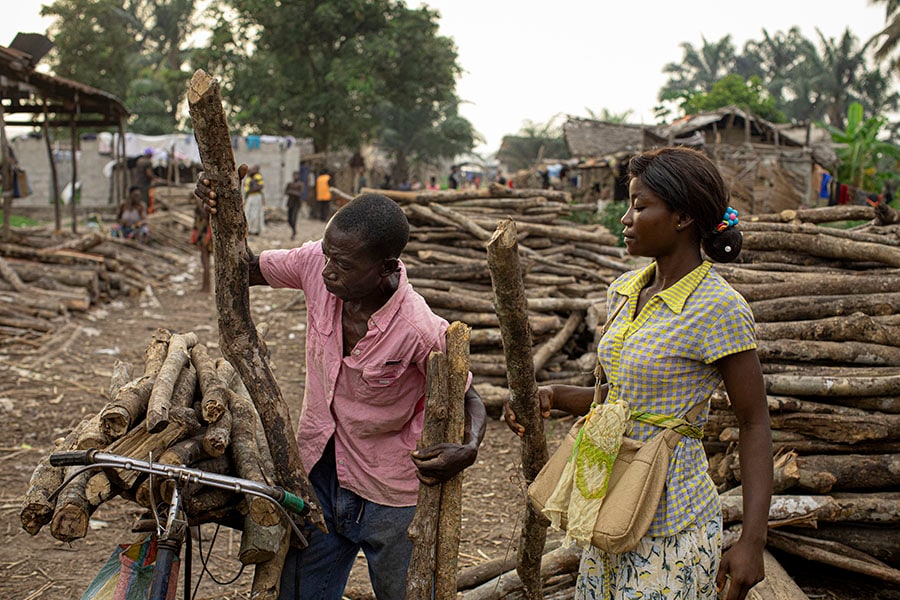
[{"x1": 279, "y1": 438, "x2": 415, "y2": 600}]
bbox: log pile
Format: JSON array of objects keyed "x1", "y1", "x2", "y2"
[
  {"x1": 20, "y1": 327, "x2": 294, "y2": 596},
  {"x1": 368, "y1": 184, "x2": 630, "y2": 415},
  {"x1": 0, "y1": 194, "x2": 198, "y2": 352},
  {"x1": 704, "y1": 205, "x2": 900, "y2": 587}
]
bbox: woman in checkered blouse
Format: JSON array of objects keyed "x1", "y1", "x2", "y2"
[{"x1": 505, "y1": 147, "x2": 772, "y2": 600}]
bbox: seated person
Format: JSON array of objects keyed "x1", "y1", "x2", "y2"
[{"x1": 111, "y1": 186, "x2": 150, "y2": 243}]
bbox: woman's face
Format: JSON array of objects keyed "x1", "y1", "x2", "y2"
[{"x1": 620, "y1": 177, "x2": 681, "y2": 258}]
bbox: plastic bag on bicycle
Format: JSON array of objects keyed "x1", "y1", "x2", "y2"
[{"x1": 81, "y1": 534, "x2": 180, "y2": 600}]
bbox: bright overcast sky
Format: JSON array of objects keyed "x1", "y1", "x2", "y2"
[{"x1": 2, "y1": 0, "x2": 892, "y2": 155}]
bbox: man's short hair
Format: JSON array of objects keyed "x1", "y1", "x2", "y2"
[{"x1": 330, "y1": 193, "x2": 409, "y2": 259}]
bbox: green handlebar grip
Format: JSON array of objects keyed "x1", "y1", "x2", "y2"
[{"x1": 280, "y1": 490, "x2": 308, "y2": 516}]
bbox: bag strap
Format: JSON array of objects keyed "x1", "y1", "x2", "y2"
[
  {"x1": 592, "y1": 297, "x2": 629, "y2": 404},
  {"x1": 630, "y1": 400, "x2": 707, "y2": 439}
]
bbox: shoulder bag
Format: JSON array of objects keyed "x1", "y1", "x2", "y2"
[{"x1": 527, "y1": 298, "x2": 707, "y2": 554}]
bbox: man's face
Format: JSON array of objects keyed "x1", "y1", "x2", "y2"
[{"x1": 320, "y1": 225, "x2": 388, "y2": 301}]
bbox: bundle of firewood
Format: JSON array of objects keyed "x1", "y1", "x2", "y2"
[
  {"x1": 367, "y1": 184, "x2": 631, "y2": 414},
  {"x1": 19, "y1": 327, "x2": 290, "y2": 568}
]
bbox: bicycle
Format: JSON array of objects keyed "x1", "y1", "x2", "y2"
[{"x1": 49, "y1": 449, "x2": 309, "y2": 600}]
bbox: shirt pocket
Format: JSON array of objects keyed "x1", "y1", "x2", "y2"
[{"x1": 358, "y1": 360, "x2": 410, "y2": 405}]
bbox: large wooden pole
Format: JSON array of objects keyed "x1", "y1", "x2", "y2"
[
  {"x1": 487, "y1": 218, "x2": 548, "y2": 600},
  {"x1": 186, "y1": 69, "x2": 323, "y2": 530}
]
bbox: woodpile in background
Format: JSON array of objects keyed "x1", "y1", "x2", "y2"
[
  {"x1": 0, "y1": 185, "x2": 197, "y2": 358},
  {"x1": 368, "y1": 184, "x2": 631, "y2": 416},
  {"x1": 704, "y1": 204, "x2": 900, "y2": 587}
]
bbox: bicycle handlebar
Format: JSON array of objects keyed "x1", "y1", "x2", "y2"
[{"x1": 50, "y1": 449, "x2": 308, "y2": 517}]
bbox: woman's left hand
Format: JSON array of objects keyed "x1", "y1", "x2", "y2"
[{"x1": 717, "y1": 538, "x2": 765, "y2": 600}]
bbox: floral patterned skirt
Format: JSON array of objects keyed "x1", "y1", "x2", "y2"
[{"x1": 574, "y1": 516, "x2": 722, "y2": 600}]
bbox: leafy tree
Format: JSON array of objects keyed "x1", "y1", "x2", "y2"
[
  {"x1": 42, "y1": 0, "x2": 144, "y2": 102},
  {"x1": 657, "y1": 35, "x2": 737, "y2": 120},
  {"x1": 195, "y1": 0, "x2": 474, "y2": 159},
  {"x1": 822, "y1": 102, "x2": 900, "y2": 192},
  {"x1": 659, "y1": 28, "x2": 898, "y2": 130},
  {"x1": 42, "y1": 0, "x2": 198, "y2": 133},
  {"x1": 679, "y1": 74, "x2": 787, "y2": 122},
  {"x1": 370, "y1": 6, "x2": 478, "y2": 181}
]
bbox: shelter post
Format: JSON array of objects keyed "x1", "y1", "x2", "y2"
[
  {"x1": 42, "y1": 100, "x2": 61, "y2": 232},
  {"x1": 69, "y1": 118, "x2": 79, "y2": 233}
]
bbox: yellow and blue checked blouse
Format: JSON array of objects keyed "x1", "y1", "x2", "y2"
[{"x1": 598, "y1": 260, "x2": 757, "y2": 538}]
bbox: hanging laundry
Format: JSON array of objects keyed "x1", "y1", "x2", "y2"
[
  {"x1": 819, "y1": 173, "x2": 833, "y2": 199},
  {"x1": 838, "y1": 183, "x2": 850, "y2": 205},
  {"x1": 246, "y1": 135, "x2": 261, "y2": 150}
]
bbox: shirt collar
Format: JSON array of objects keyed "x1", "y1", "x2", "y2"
[
  {"x1": 618, "y1": 260, "x2": 712, "y2": 314},
  {"x1": 367, "y1": 259, "x2": 408, "y2": 333}
]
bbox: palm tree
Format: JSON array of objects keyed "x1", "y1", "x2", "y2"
[
  {"x1": 583, "y1": 108, "x2": 634, "y2": 124},
  {"x1": 870, "y1": 0, "x2": 900, "y2": 70},
  {"x1": 659, "y1": 36, "x2": 737, "y2": 100}
]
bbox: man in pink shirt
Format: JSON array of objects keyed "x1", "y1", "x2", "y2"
[{"x1": 199, "y1": 180, "x2": 486, "y2": 600}]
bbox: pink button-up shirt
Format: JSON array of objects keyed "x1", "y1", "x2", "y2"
[{"x1": 259, "y1": 241, "x2": 449, "y2": 507}]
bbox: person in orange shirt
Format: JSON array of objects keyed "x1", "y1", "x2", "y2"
[{"x1": 315, "y1": 169, "x2": 332, "y2": 222}]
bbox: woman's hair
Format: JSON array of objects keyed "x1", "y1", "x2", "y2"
[
  {"x1": 330, "y1": 193, "x2": 410, "y2": 259},
  {"x1": 627, "y1": 146, "x2": 742, "y2": 262}
]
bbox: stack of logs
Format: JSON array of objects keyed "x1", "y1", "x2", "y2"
[
  {"x1": 20, "y1": 327, "x2": 292, "y2": 596},
  {"x1": 706, "y1": 204, "x2": 900, "y2": 586},
  {"x1": 0, "y1": 190, "x2": 198, "y2": 351},
  {"x1": 365, "y1": 183, "x2": 630, "y2": 414}
]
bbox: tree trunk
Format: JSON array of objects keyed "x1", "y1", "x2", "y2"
[
  {"x1": 187, "y1": 69, "x2": 323, "y2": 530},
  {"x1": 486, "y1": 218, "x2": 548, "y2": 600}
]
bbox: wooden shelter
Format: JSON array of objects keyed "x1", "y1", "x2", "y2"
[
  {"x1": 564, "y1": 108, "x2": 837, "y2": 214},
  {"x1": 0, "y1": 35, "x2": 129, "y2": 237}
]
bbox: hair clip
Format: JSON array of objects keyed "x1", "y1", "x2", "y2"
[{"x1": 716, "y1": 207, "x2": 739, "y2": 232}]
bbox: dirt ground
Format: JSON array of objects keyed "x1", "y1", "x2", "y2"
[{"x1": 1, "y1": 204, "x2": 898, "y2": 600}]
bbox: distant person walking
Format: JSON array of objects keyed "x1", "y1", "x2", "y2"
[
  {"x1": 243, "y1": 164, "x2": 265, "y2": 235},
  {"x1": 315, "y1": 169, "x2": 332, "y2": 222},
  {"x1": 448, "y1": 165, "x2": 460, "y2": 189},
  {"x1": 284, "y1": 170, "x2": 305, "y2": 240}
]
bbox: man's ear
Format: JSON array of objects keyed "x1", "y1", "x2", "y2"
[{"x1": 382, "y1": 258, "x2": 400, "y2": 276}]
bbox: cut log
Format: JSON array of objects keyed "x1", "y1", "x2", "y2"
[
  {"x1": 750, "y1": 292, "x2": 900, "y2": 322},
  {"x1": 755, "y1": 313, "x2": 900, "y2": 347},
  {"x1": 188, "y1": 68, "x2": 322, "y2": 529},
  {"x1": 767, "y1": 529, "x2": 900, "y2": 586},
  {"x1": 407, "y1": 351, "x2": 449, "y2": 600},
  {"x1": 745, "y1": 550, "x2": 811, "y2": 600},
  {"x1": 720, "y1": 493, "x2": 900, "y2": 524},
  {"x1": 486, "y1": 218, "x2": 548, "y2": 600},
  {"x1": 435, "y1": 322, "x2": 470, "y2": 599},
  {"x1": 146, "y1": 332, "x2": 199, "y2": 433},
  {"x1": 749, "y1": 205, "x2": 874, "y2": 224},
  {"x1": 192, "y1": 343, "x2": 230, "y2": 423},
  {"x1": 250, "y1": 527, "x2": 291, "y2": 600},
  {"x1": 100, "y1": 328, "x2": 171, "y2": 439},
  {"x1": 459, "y1": 545, "x2": 581, "y2": 600},
  {"x1": 765, "y1": 372, "x2": 900, "y2": 397}
]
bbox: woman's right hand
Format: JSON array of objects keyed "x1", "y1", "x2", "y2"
[
  {"x1": 194, "y1": 164, "x2": 249, "y2": 214},
  {"x1": 502, "y1": 386, "x2": 553, "y2": 438}
]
